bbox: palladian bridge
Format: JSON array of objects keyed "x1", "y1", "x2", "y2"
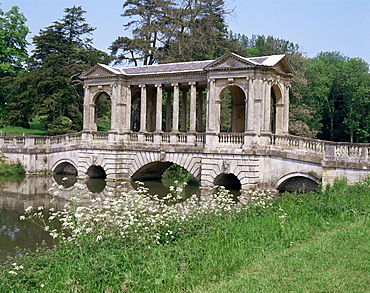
[{"x1": 1, "y1": 52, "x2": 370, "y2": 192}]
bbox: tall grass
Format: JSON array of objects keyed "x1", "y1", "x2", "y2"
[{"x1": 0, "y1": 179, "x2": 369, "y2": 292}]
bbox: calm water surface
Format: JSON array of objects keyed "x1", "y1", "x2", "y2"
[{"x1": 0, "y1": 175, "x2": 200, "y2": 259}]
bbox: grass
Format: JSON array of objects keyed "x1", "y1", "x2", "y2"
[
  {"x1": 0, "y1": 156, "x2": 26, "y2": 175},
  {"x1": 0, "y1": 179, "x2": 369, "y2": 292},
  {"x1": 0, "y1": 117, "x2": 47, "y2": 136}
]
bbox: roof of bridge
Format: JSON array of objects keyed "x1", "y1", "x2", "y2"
[{"x1": 81, "y1": 53, "x2": 293, "y2": 78}]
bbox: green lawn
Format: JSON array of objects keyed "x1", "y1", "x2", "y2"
[
  {"x1": 0, "y1": 117, "x2": 47, "y2": 136},
  {"x1": 0, "y1": 180, "x2": 369, "y2": 292}
]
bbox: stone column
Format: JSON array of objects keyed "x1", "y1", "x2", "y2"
[
  {"x1": 125, "y1": 85, "x2": 132, "y2": 132},
  {"x1": 165, "y1": 89, "x2": 172, "y2": 132},
  {"x1": 83, "y1": 86, "x2": 92, "y2": 131},
  {"x1": 283, "y1": 84, "x2": 290, "y2": 134},
  {"x1": 254, "y1": 77, "x2": 262, "y2": 135},
  {"x1": 206, "y1": 79, "x2": 218, "y2": 133},
  {"x1": 189, "y1": 82, "x2": 197, "y2": 133},
  {"x1": 110, "y1": 84, "x2": 118, "y2": 132},
  {"x1": 172, "y1": 83, "x2": 179, "y2": 133},
  {"x1": 181, "y1": 89, "x2": 187, "y2": 132},
  {"x1": 246, "y1": 77, "x2": 255, "y2": 133},
  {"x1": 155, "y1": 84, "x2": 163, "y2": 132},
  {"x1": 139, "y1": 84, "x2": 147, "y2": 132},
  {"x1": 196, "y1": 88, "x2": 203, "y2": 132}
]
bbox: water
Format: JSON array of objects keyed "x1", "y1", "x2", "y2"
[{"x1": 0, "y1": 175, "x2": 201, "y2": 259}]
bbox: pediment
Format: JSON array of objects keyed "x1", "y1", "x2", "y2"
[
  {"x1": 204, "y1": 52, "x2": 255, "y2": 71},
  {"x1": 80, "y1": 64, "x2": 122, "y2": 79}
]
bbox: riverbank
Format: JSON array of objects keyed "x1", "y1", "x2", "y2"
[
  {"x1": 0, "y1": 156, "x2": 25, "y2": 175},
  {"x1": 0, "y1": 179, "x2": 369, "y2": 292}
]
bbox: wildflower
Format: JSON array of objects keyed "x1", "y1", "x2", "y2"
[
  {"x1": 25, "y1": 206, "x2": 33, "y2": 213},
  {"x1": 8, "y1": 270, "x2": 17, "y2": 275},
  {"x1": 19, "y1": 215, "x2": 25, "y2": 221},
  {"x1": 38, "y1": 206, "x2": 44, "y2": 211}
]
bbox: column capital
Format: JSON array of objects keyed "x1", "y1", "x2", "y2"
[
  {"x1": 171, "y1": 83, "x2": 179, "y2": 88},
  {"x1": 155, "y1": 84, "x2": 163, "y2": 88},
  {"x1": 139, "y1": 84, "x2": 146, "y2": 88},
  {"x1": 188, "y1": 81, "x2": 197, "y2": 86}
]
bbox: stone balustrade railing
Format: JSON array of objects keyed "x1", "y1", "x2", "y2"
[{"x1": 0, "y1": 131, "x2": 369, "y2": 163}]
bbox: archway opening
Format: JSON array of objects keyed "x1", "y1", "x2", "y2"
[
  {"x1": 131, "y1": 94, "x2": 141, "y2": 132},
  {"x1": 54, "y1": 162, "x2": 77, "y2": 175},
  {"x1": 220, "y1": 86, "x2": 245, "y2": 133},
  {"x1": 277, "y1": 176, "x2": 319, "y2": 193},
  {"x1": 87, "y1": 165, "x2": 106, "y2": 179},
  {"x1": 94, "y1": 92, "x2": 111, "y2": 131},
  {"x1": 131, "y1": 162, "x2": 199, "y2": 201},
  {"x1": 270, "y1": 85, "x2": 282, "y2": 134},
  {"x1": 214, "y1": 173, "x2": 241, "y2": 191}
]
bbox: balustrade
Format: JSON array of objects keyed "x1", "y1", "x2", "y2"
[{"x1": 218, "y1": 133, "x2": 244, "y2": 144}]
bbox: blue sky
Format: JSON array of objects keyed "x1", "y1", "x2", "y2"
[{"x1": 2, "y1": 0, "x2": 369, "y2": 64}]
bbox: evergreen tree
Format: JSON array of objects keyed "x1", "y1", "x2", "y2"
[{"x1": 4, "y1": 6, "x2": 110, "y2": 134}]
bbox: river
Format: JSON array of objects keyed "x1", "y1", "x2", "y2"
[{"x1": 0, "y1": 175, "x2": 201, "y2": 259}]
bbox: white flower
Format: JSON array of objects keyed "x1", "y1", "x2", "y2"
[
  {"x1": 38, "y1": 206, "x2": 44, "y2": 211},
  {"x1": 8, "y1": 270, "x2": 17, "y2": 275},
  {"x1": 25, "y1": 206, "x2": 33, "y2": 212},
  {"x1": 19, "y1": 215, "x2": 25, "y2": 221}
]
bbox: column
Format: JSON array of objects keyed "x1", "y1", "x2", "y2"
[
  {"x1": 189, "y1": 82, "x2": 197, "y2": 133},
  {"x1": 172, "y1": 83, "x2": 179, "y2": 132},
  {"x1": 165, "y1": 89, "x2": 172, "y2": 132},
  {"x1": 181, "y1": 89, "x2": 187, "y2": 132},
  {"x1": 83, "y1": 86, "x2": 91, "y2": 131},
  {"x1": 283, "y1": 84, "x2": 290, "y2": 134},
  {"x1": 139, "y1": 84, "x2": 147, "y2": 132},
  {"x1": 245, "y1": 77, "x2": 254, "y2": 133},
  {"x1": 196, "y1": 89, "x2": 203, "y2": 132},
  {"x1": 125, "y1": 85, "x2": 132, "y2": 132},
  {"x1": 110, "y1": 84, "x2": 118, "y2": 132},
  {"x1": 155, "y1": 84, "x2": 163, "y2": 132}
]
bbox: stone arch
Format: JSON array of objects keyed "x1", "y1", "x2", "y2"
[
  {"x1": 218, "y1": 84, "x2": 246, "y2": 133},
  {"x1": 214, "y1": 173, "x2": 242, "y2": 190},
  {"x1": 87, "y1": 165, "x2": 107, "y2": 179},
  {"x1": 128, "y1": 151, "x2": 201, "y2": 182},
  {"x1": 52, "y1": 159, "x2": 78, "y2": 175},
  {"x1": 275, "y1": 172, "x2": 321, "y2": 193},
  {"x1": 93, "y1": 91, "x2": 112, "y2": 131},
  {"x1": 271, "y1": 83, "x2": 284, "y2": 134}
]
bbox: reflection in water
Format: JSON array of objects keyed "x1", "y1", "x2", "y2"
[{"x1": 0, "y1": 174, "x2": 240, "y2": 259}]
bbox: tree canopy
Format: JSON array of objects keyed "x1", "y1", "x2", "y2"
[{"x1": 3, "y1": 6, "x2": 110, "y2": 134}]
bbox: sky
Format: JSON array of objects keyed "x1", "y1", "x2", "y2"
[{"x1": 1, "y1": 0, "x2": 370, "y2": 65}]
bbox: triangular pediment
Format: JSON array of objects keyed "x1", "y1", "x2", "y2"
[
  {"x1": 80, "y1": 63, "x2": 122, "y2": 79},
  {"x1": 204, "y1": 52, "x2": 255, "y2": 71}
]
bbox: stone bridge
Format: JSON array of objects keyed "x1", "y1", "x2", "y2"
[{"x1": 1, "y1": 52, "x2": 370, "y2": 192}]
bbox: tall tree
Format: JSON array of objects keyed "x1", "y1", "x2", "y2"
[
  {"x1": 110, "y1": 0, "x2": 236, "y2": 65},
  {"x1": 0, "y1": 5, "x2": 30, "y2": 122},
  {"x1": 305, "y1": 52, "x2": 370, "y2": 142},
  {"x1": 4, "y1": 6, "x2": 110, "y2": 134}
]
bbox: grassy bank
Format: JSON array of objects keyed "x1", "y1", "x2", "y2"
[
  {"x1": 0, "y1": 156, "x2": 26, "y2": 175},
  {"x1": 0, "y1": 180, "x2": 369, "y2": 292},
  {"x1": 0, "y1": 117, "x2": 47, "y2": 136}
]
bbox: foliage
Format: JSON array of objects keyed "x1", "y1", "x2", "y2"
[
  {"x1": 0, "y1": 5, "x2": 30, "y2": 123},
  {"x1": 3, "y1": 6, "x2": 110, "y2": 134},
  {"x1": 162, "y1": 164, "x2": 198, "y2": 185},
  {"x1": 0, "y1": 156, "x2": 26, "y2": 175},
  {"x1": 110, "y1": 0, "x2": 238, "y2": 65},
  {"x1": 305, "y1": 52, "x2": 370, "y2": 142},
  {"x1": 1, "y1": 179, "x2": 369, "y2": 292}
]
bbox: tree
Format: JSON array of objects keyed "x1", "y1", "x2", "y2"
[
  {"x1": 305, "y1": 52, "x2": 370, "y2": 142},
  {"x1": 4, "y1": 6, "x2": 110, "y2": 134},
  {"x1": 110, "y1": 0, "x2": 236, "y2": 65},
  {"x1": 0, "y1": 5, "x2": 30, "y2": 77},
  {"x1": 0, "y1": 5, "x2": 30, "y2": 122}
]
